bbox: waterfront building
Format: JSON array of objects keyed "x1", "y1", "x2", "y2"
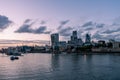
[
  {"x1": 98, "y1": 40, "x2": 106, "y2": 47},
  {"x1": 59, "y1": 41, "x2": 66, "y2": 47},
  {"x1": 77, "y1": 38, "x2": 83, "y2": 46},
  {"x1": 51, "y1": 33, "x2": 59, "y2": 47},
  {"x1": 58, "y1": 41, "x2": 67, "y2": 51},
  {"x1": 68, "y1": 30, "x2": 83, "y2": 46},
  {"x1": 85, "y1": 33, "x2": 91, "y2": 44},
  {"x1": 70, "y1": 31, "x2": 78, "y2": 44},
  {"x1": 51, "y1": 33, "x2": 60, "y2": 53},
  {"x1": 109, "y1": 39, "x2": 115, "y2": 43},
  {"x1": 73, "y1": 31, "x2": 77, "y2": 39},
  {"x1": 72, "y1": 31, "x2": 78, "y2": 44},
  {"x1": 98, "y1": 40, "x2": 105, "y2": 45},
  {"x1": 112, "y1": 41, "x2": 120, "y2": 49}
]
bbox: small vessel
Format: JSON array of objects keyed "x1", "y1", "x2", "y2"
[
  {"x1": 14, "y1": 56, "x2": 19, "y2": 59},
  {"x1": 10, "y1": 56, "x2": 19, "y2": 60},
  {"x1": 10, "y1": 56, "x2": 15, "y2": 60}
]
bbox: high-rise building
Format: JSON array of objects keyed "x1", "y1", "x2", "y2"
[
  {"x1": 73, "y1": 31, "x2": 77, "y2": 38},
  {"x1": 78, "y1": 38, "x2": 83, "y2": 46},
  {"x1": 51, "y1": 33, "x2": 59, "y2": 47},
  {"x1": 70, "y1": 31, "x2": 78, "y2": 44},
  {"x1": 85, "y1": 33, "x2": 91, "y2": 43}
]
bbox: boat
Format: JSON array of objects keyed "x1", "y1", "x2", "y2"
[
  {"x1": 14, "y1": 56, "x2": 19, "y2": 59},
  {"x1": 10, "y1": 56, "x2": 15, "y2": 60},
  {"x1": 10, "y1": 56, "x2": 19, "y2": 60}
]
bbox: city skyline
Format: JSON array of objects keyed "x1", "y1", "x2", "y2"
[{"x1": 0, "y1": 0, "x2": 120, "y2": 42}]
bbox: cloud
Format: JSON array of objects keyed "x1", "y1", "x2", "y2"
[
  {"x1": 103, "y1": 28, "x2": 120, "y2": 34},
  {"x1": 14, "y1": 17, "x2": 120, "y2": 41},
  {"x1": 56, "y1": 19, "x2": 120, "y2": 41},
  {"x1": 96, "y1": 23, "x2": 105, "y2": 28},
  {"x1": 15, "y1": 19, "x2": 51, "y2": 34},
  {"x1": 24, "y1": 19, "x2": 31, "y2": 23},
  {"x1": 81, "y1": 21, "x2": 105, "y2": 29},
  {"x1": 0, "y1": 39, "x2": 50, "y2": 45},
  {"x1": 85, "y1": 27, "x2": 93, "y2": 31},
  {"x1": 57, "y1": 20, "x2": 70, "y2": 29},
  {"x1": 0, "y1": 15, "x2": 12, "y2": 31},
  {"x1": 34, "y1": 26, "x2": 51, "y2": 34},
  {"x1": 92, "y1": 33, "x2": 105, "y2": 40},
  {"x1": 59, "y1": 27, "x2": 73, "y2": 36},
  {"x1": 15, "y1": 24, "x2": 33, "y2": 33},
  {"x1": 40, "y1": 20, "x2": 46, "y2": 25},
  {"x1": 81, "y1": 21, "x2": 93, "y2": 27},
  {"x1": 103, "y1": 29, "x2": 115, "y2": 34},
  {"x1": 34, "y1": 26, "x2": 46, "y2": 33},
  {"x1": 92, "y1": 32, "x2": 120, "y2": 41}
]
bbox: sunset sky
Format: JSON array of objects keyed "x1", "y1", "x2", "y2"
[{"x1": 0, "y1": 0, "x2": 120, "y2": 42}]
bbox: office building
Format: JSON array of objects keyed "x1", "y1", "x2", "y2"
[
  {"x1": 85, "y1": 33, "x2": 91, "y2": 43},
  {"x1": 51, "y1": 33, "x2": 59, "y2": 47}
]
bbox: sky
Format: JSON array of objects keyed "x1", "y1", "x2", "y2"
[{"x1": 0, "y1": 0, "x2": 120, "y2": 43}]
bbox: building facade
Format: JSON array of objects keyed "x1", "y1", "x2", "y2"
[
  {"x1": 85, "y1": 33, "x2": 91, "y2": 44},
  {"x1": 51, "y1": 33, "x2": 59, "y2": 47}
]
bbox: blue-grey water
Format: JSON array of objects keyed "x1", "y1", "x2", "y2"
[{"x1": 0, "y1": 53, "x2": 120, "y2": 80}]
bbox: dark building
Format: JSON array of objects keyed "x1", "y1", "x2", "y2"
[
  {"x1": 85, "y1": 33, "x2": 91, "y2": 44},
  {"x1": 51, "y1": 33, "x2": 59, "y2": 47}
]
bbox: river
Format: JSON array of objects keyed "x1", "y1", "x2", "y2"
[{"x1": 0, "y1": 53, "x2": 120, "y2": 80}]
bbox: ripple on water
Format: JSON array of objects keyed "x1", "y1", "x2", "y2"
[{"x1": 0, "y1": 53, "x2": 120, "y2": 80}]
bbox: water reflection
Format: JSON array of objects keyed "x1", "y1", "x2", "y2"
[
  {"x1": 51, "y1": 54, "x2": 60, "y2": 71},
  {"x1": 0, "y1": 53, "x2": 120, "y2": 80}
]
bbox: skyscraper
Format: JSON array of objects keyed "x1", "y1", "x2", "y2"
[
  {"x1": 78, "y1": 38, "x2": 83, "y2": 46},
  {"x1": 85, "y1": 33, "x2": 91, "y2": 43},
  {"x1": 71, "y1": 31, "x2": 78, "y2": 44},
  {"x1": 73, "y1": 31, "x2": 77, "y2": 38},
  {"x1": 51, "y1": 33, "x2": 59, "y2": 47}
]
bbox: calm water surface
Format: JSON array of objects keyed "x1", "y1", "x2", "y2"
[{"x1": 0, "y1": 53, "x2": 120, "y2": 80}]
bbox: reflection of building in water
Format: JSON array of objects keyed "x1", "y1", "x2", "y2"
[{"x1": 51, "y1": 54, "x2": 60, "y2": 70}]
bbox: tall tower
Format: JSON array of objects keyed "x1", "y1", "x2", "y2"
[
  {"x1": 73, "y1": 31, "x2": 77, "y2": 39},
  {"x1": 51, "y1": 33, "x2": 59, "y2": 47},
  {"x1": 70, "y1": 31, "x2": 78, "y2": 45},
  {"x1": 85, "y1": 33, "x2": 91, "y2": 43}
]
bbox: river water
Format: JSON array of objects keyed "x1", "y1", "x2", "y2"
[{"x1": 0, "y1": 53, "x2": 120, "y2": 80}]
